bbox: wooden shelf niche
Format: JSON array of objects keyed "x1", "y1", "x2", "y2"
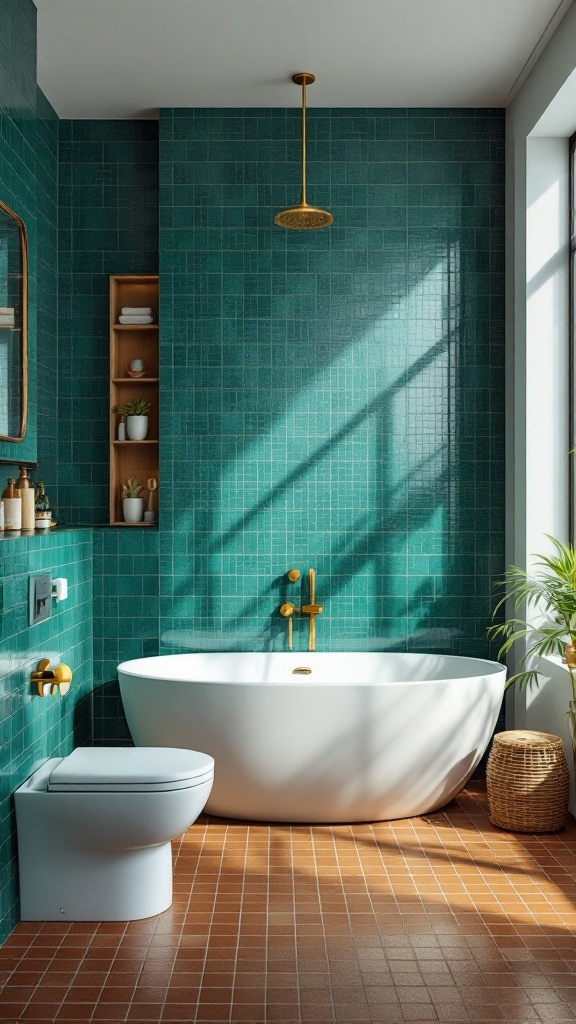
[{"x1": 109, "y1": 274, "x2": 159, "y2": 526}]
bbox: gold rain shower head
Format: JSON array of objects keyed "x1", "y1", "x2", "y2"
[{"x1": 275, "y1": 72, "x2": 333, "y2": 230}]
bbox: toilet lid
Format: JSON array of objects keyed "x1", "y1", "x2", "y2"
[{"x1": 47, "y1": 747, "x2": 214, "y2": 792}]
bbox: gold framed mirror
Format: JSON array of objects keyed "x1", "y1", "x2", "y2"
[{"x1": 0, "y1": 199, "x2": 28, "y2": 441}]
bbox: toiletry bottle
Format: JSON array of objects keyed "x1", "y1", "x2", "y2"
[
  {"x1": 15, "y1": 466, "x2": 35, "y2": 531},
  {"x1": 34, "y1": 482, "x2": 52, "y2": 529},
  {"x1": 2, "y1": 478, "x2": 22, "y2": 530}
]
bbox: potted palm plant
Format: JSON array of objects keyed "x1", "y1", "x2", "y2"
[
  {"x1": 122, "y1": 477, "x2": 144, "y2": 523},
  {"x1": 488, "y1": 535, "x2": 576, "y2": 755}
]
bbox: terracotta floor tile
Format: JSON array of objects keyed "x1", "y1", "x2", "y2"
[
  {"x1": 3, "y1": 784, "x2": 576, "y2": 1024},
  {"x1": 127, "y1": 1004, "x2": 164, "y2": 1020}
]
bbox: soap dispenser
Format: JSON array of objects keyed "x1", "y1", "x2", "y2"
[
  {"x1": 2, "y1": 478, "x2": 21, "y2": 530},
  {"x1": 15, "y1": 466, "x2": 35, "y2": 531}
]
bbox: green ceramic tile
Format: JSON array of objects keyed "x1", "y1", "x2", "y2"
[
  {"x1": 0, "y1": 529, "x2": 93, "y2": 942},
  {"x1": 158, "y1": 107, "x2": 505, "y2": 660}
]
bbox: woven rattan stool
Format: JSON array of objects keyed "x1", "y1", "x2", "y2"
[{"x1": 486, "y1": 730, "x2": 570, "y2": 832}]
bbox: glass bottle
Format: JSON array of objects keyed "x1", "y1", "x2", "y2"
[
  {"x1": 35, "y1": 482, "x2": 52, "y2": 529},
  {"x1": 2, "y1": 477, "x2": 21, "y2": 530}
]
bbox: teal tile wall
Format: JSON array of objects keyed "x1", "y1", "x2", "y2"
[
  {"x1": 159, "y1": 108, "x2": 505, "y2": 655},
  {"x1": 0, "y1": 528, "x2": 93, "y2": 943},
  {"x1": 0, "y1": 0, "x2": 37, "y2": 463},
  {"x1": 35, "y1": 87, "x2": 58, "y2": 503},
  {"x1": 0, "y1": 0, "x2": 94, "y2": 947},
  {"x1": 56, "y1": 120, "x2": 160, "y2": 740},
  {"x1": 58, "y1": 119, "x2": 159, "y2": 525},
  {"x1": 92, "y1": 527, "x2": 159, "y2": 744}
]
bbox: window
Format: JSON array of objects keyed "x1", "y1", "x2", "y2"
[{"x1": 565, "y1": 132, "x2": 569, "y2": 540}]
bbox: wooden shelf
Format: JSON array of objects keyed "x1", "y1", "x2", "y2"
[
  {"x1": 109, "y1": 274, "x2": 159, "y2": 526},
  {"x1": 113, "y1": 324, "x2": 158, "y2": 331},
  {"x1": 112, "y1": 521, "x2": 158, "y2": 527}
]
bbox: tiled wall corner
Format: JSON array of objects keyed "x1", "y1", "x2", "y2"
[
  {"x1": 0, "y1": 0, "x2": 38, "y2": 464},
  {"x1": 36, "y1": 86, "x2": 59, "y2": 504},
  {"x1": 93, "y1": 527, "x2": 159, "y2": 744},
  {"x1": 57, "y1": 120, "x2": 159, "y2": 525},
  {"x1": 54, "y1": 120, "x2": 160, "y2": 743}
]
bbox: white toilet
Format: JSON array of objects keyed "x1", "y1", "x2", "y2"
[{"x1": 15, "y1": 746, "x2": 214, "y2": 921}]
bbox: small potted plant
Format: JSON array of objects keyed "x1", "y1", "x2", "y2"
[
  {"x1": 122, "y1": 477, "x2": 144, "y2": 523},
  {"x1": 488, "y1": 535, "x2": 576, "y2": 757},
  {"x1": 123, "y1": 398, "x2": 152, "y2": 441}
]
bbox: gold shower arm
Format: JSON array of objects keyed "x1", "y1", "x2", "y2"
[
  {"x1": 298, "y1": 73, "x2": 308, "y2": 206},
  {"x1": 274, "y1": 72, "x2": 332, "y2": 229}
]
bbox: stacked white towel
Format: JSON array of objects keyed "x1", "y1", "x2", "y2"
[
  {"x1": 118, "y1": 306, "x2": 155, "y2": 325},
  {"x1": 0, "y1": 307, "x2": 15, "y2": 328}
]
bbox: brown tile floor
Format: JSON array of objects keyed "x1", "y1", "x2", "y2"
[{"x1": 1, "y1": 782, "x2": 576, "y2": 1023}]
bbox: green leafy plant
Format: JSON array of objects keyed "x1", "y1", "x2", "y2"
[
  {"x1": 123, "y1": 398, "x2": 151, "y2": 417},
  {"x1": 122, "y1": 477, "x2": 142, "y2": 499},
  {"x1": 488, "y1": 535, "x2": 576, "y2": 746},
  {"x1": 112, "y1": 403, "x2": 128, "y2": 420}
]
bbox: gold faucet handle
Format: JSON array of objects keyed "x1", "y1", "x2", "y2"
[
  {"x1": 287, "y1": 569, "x2": 300, "y2": 582},
  {"x1": 280, "y1": 602, "x2": 296, "y2": 617},
  {"x1": 31, "y1": 660, "x2": 73, "y2": 697},
  {"x1": 301, "y1": 603, "x2": 323, "y2": 616}
]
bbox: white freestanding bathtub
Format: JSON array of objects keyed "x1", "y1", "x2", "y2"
[{"x1": 118, "y1": 652, "x2": 505, "y2": 823}]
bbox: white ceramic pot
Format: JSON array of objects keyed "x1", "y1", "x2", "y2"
[
  {"x1": 123, "y1": 498, "x2": 144, "y2": 523},
  {"x1": 126, "y1": 415, "x2": 148, "y2": 441}
]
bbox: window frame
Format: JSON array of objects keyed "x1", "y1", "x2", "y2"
[{"x1": 565, "y1": 132, "x2": 569, "y2": 540}]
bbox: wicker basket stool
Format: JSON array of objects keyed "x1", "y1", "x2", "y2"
[{"x1": 486, "y1": 730, "x2": 570, "y2": 832}]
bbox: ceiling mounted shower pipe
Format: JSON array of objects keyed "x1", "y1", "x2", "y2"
[{"x1": 275, "y1": 73, "x2": 333, "y2": 230}]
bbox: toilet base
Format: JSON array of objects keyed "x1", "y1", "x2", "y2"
[
  {"x1": 19, "y1": 839, "x2": 173, "y2": 921},
  {"x1": 15, "y1": 758, "x2": 212, "y2": 921}
]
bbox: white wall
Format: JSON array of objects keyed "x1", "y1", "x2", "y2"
[{"x1": 507, "y1": 4, "x2": 576, "y2": 810}]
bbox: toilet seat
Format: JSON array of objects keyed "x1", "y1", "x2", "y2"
[{"x1": 47, "y1": 746, "x2": 214, "y2": 792}]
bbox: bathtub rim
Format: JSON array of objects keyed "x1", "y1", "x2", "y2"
[{"x1": 117, "y1": 651, "x2": 506, "y2": 687}]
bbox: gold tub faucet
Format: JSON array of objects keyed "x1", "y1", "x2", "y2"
[
  {"x1": 279, "y1": 568, "x2": 300, "y2": 649},
  {"x1": 301, "y1": 568, "x2": 323, "y2": 652}
]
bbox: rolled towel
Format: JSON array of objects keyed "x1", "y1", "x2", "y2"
[
  {"x1": 0, "y1": 307, "x2": 14, "y2": 315},
  {"x1": 118, "y1": 315, "x2": 153, "y2": 325},
  {"x1": 121, "y1": 307, "x2": 153, "y2": 315}
]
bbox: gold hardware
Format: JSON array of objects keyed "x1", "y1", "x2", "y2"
[
  {"x1": 275, "y1": 74, "x2": 333, "y2": 230},
  {"x1": 287, "y1": 569, "x2": 300, "y2": 582},
  {"x1": 146, "y1": 477, "x2": 157, "y2": 518},
  {"x1": 31, "y1": 660, "x2": 73, "y2": 697},
  {"x1": 300, "y1": 568, "x2": 322, "y2": 652},
  {"x1": 292, "y1": 666, "x2": 312, "y2": 675},
  {"x1": 279, "y1": 602, "x2": 296, "y2": 650}
]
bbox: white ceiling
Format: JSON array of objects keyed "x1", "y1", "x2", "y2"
[{"x1": 35, "y1": 0, "x2": 572, "y2": 119}]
